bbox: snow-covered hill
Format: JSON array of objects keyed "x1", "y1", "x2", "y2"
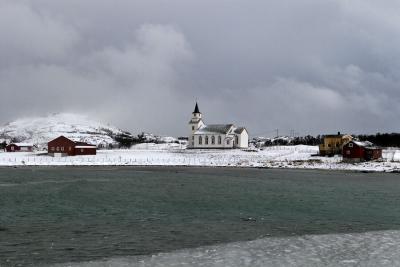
[{"x1": 0, "y1": 113, "x2": 131, "y2": 149}]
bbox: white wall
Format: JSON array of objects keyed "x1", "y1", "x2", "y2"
[
  {"x1": 193, "y1": 134, "x2": 234, "y2": 148},
  {"x1": 235, "y1": 130, "x2": 249, "y2": 148},
  {"x1": 188, "y1": 119, "x2": 204, "y2": 148}
]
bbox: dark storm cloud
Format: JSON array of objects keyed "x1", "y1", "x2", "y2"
[{"x1": 1, "y1": 0, "x2": 400, "y2": 136}]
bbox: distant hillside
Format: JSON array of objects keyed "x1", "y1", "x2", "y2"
[{"x1": 0, "y1": 113, "x2": 134, "y2": 149}]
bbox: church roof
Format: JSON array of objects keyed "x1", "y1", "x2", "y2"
[
  {"x1": 234, "y1": 127, "x2": 247, "y2": 134},
  {"x1": 195, "y1": 124, "x2": 234, "y2": 134},
  {"x1": 193, "y1": 102, "x2": 200, "y2": 113}
]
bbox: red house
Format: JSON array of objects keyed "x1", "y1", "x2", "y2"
[
  {"x1": 5, "y1": 143, "x2": 34, "y2": 152},
  {"x1": 342, "y1": 141, "x2": 382, "y2": 162},
  {"x1": 48, "y1": 136, "x2": 96, "y2": 156}
]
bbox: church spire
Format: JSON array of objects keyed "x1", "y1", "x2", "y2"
[{"x1": 193, "y1": 102, "x2": 201, "y2": 114}]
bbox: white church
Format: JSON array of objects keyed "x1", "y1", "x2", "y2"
[{"x1": 188, "y1": 102, "x2": 249, "y2": 149}]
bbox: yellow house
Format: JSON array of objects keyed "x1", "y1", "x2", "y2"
[{"x1": 319, "y1": 132, "x2": 353, "y2": 156}]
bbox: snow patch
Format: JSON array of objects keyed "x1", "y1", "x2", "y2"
[
  {"x1": 0, "y1": 113, "x2": 126, "y2": 148},
  {"x1": 51, "y1": 230, "x2": 400, "y2": 267}
]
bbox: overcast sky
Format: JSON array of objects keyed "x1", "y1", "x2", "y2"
[{"x1": 1, "y1": 0, "x2": 400, "y2": 136}]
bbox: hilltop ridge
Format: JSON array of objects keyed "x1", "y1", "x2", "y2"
[{"x1": 0, "y1": 113, "x2": 132, "y2": 148}]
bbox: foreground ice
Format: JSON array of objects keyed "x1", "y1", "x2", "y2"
[
  {"x1": 1, "y1": 144, "x2": 400, "y2": 172},
  {"x1": 53, "y1": 230, "x2": 400, "y2": 267}
]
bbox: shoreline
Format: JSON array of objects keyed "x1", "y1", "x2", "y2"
[
  {"x1": 0, "y1": 145, "x2": 399, "y2": 173},
  {"x1": 0, "y1": 163, "x2": 394, "y2": 174}
]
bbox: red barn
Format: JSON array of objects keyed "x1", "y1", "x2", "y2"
[
  {"x1": 48, "y1": 136, "x2": 96, "y2": 156},
  {"x1": 342, "y1": 141, "x2": 382, "y2": 162},
  {"x1": 5, "y1": 143, "x2": 33, "y2": 152}
]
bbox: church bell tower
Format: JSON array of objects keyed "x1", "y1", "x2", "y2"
[{"x1": 188, "y1": 102, "x2": 204, "y2": 147}]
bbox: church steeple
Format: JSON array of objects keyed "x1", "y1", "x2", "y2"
[
  {"x1": 193, "y1": 102, "x2": 201, "y2": 114},
  {"x1": 189, "y1": 101, "x2": 204, "y2": 148},
  {"x1": 190, "y1": 101, "x2": 202, "y2": 121}
]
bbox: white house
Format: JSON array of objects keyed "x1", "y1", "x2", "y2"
[{"x1": 188, "y1": 102, "x2": 249, "y2": 149}]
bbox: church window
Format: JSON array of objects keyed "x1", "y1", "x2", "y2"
[
  {"x1": 192, "y1": 126, "x2": 194, "y2": 130},
  {"x1": 199, "y1": 136, "x2": 202, "y2": 145},
  {"x1": 218, "y1": 136, "x2": 222, "y2": 144},
  {"x1": 227, "y1": 139, "x2": 230, "y2": 145},
  {"x1": 211, "y1": 136, "x2": 215, "y2": 144},
  {"x1": 235, "y1": 136, "x2": 239, "y2": 145},
  {"x1": 205, "y1": 136, "x2": 209, "y2": 145}
]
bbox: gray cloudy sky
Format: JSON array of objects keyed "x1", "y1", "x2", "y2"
[{"x1": 1, "y1": 0, "x2": 400, "y2": 136}]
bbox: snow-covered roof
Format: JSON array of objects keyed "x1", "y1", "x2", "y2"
[
  {"x1": 195, "y1": 124, "x2": 234, "y2": 134},
  {"x1": 75, "y1": 145, "x2": 96, "y2": 148},
  {"x1": 234, "y1": 127, "x2": 247, "y2": 134},
  {"x1": 75, "y1": 141, "x2": 96, "y2": 147},
  {"x1": 12, "y1": 143, "x2": 33, "y2": 147},
  {"x1": 349, "y1": 140, "x2": 379, "y2": 148},
  {"x1": 353, "y1": 141, "x2": 373, "y2": 147}
]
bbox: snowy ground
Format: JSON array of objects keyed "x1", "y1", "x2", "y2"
[
  {"x1": 1, "y1": 144, "x2": 400, "y2": 172},
  {"x1": 52, "y1": 230, "x2": 400, "y2": 267}
]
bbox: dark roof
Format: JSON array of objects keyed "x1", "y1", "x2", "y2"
[
  {"x1": 193, "y1": 102, "x2": 200, "y2": 114},
  {"x1": 323, "y1": 132, "x2": 352, "y2": 138},
  {"x1": 324, "y1": 134, "x2": 344, "y2": 138},
  {"x1": 48, "y1": 136, "x2": 95, "y2": 146},
  {"x1": 234, "y1": 127, "x2": 246, "y2": 134},
  {"x1": 48, "y1": 135, "x2": 75, "y2": 145}
]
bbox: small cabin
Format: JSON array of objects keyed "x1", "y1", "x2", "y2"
[
  {"x1": 5, "y1": 143, "x2": 34, "y2": 152},
  {"x1": 48, "y1": 136, "x2": 96, "y2": 156},
  {"x1": 342, "y1": 140, "x2": 382, "y2": 162}
]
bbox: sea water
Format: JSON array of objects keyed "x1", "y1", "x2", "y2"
[{"x1": 1, "y1": 167, "x2": 400, "y2": 266}]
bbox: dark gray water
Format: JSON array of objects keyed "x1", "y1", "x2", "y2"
[{"x1": 1, "y1": 167, "x2": 400, "y2": 266}]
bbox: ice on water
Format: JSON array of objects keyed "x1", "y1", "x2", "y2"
[{"x1": 53, "y1": 230, "x2": 400, "y2": 267}]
